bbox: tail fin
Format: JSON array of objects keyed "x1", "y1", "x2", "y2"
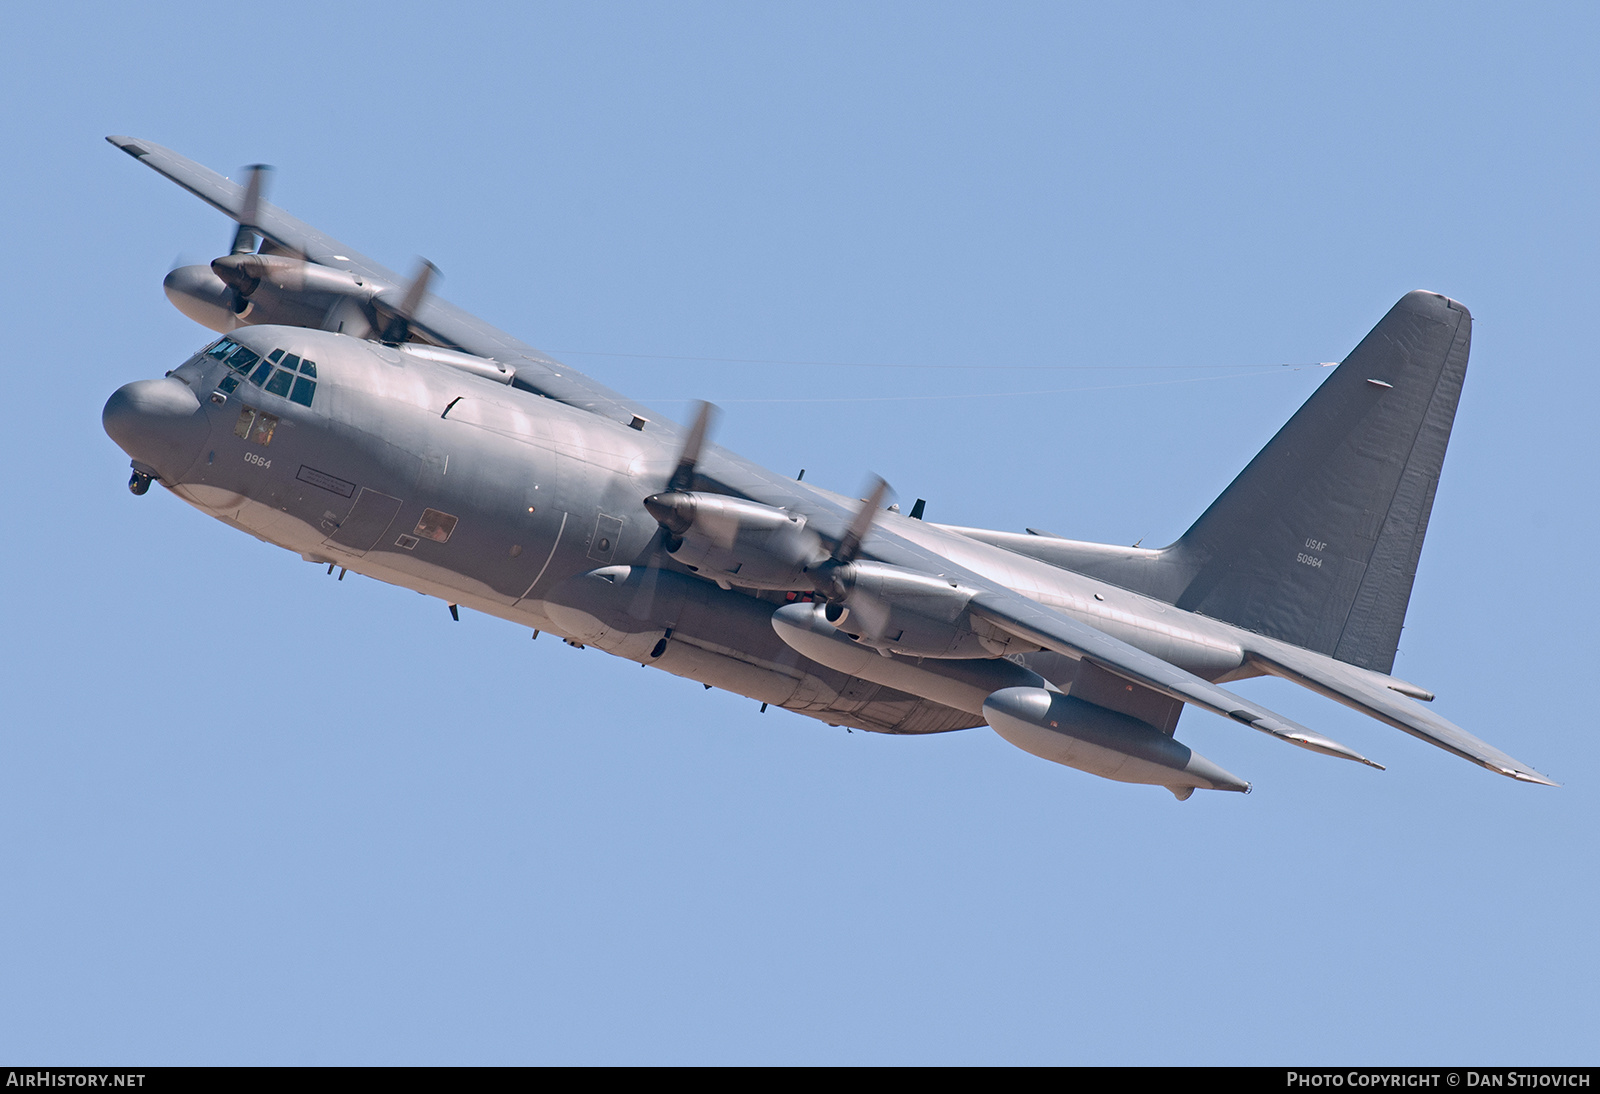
[{"x1": 1163, "y1": 290, "x2": 1472, "y2": 673}]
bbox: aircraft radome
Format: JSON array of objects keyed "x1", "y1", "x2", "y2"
[{"x1": 102, "y1": 136, "x2": 1554, "y2": 800}]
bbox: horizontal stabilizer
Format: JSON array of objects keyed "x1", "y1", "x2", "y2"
[{"x1": 1246, "y1": 641, "x2": 1556, "y2": 785}]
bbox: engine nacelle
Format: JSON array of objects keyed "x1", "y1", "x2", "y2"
[
  {"x1": 982, "y1": 686, "x2": 1250, "y2": 798},
  {"x1": 210, "y1": 253, "x2": 382, "y2": 336},
  {"x1": 166, "y1": 253, "x2": 402, "y2": 338},
  {"x1": 644, "y1": 492, "x2": 825, "y2": 590},
  {"x1": 827, "y1": 560, "x2": 995, "y2": 658},
  {"x1": 163, "y1": 265, "x2": 243, "y2": 333}
]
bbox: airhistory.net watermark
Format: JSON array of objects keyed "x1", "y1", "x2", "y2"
[{"x1": 5, "y1": 1075, "x2": 145, "y2": 1088}]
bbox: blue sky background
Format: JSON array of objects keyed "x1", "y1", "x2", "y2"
[{"x1": 2, "y1": 2, "x2": 1596, "y2": 1064}]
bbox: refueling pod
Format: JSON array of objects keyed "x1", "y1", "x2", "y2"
[{"x1": 983, "y1": 686, "x2": 1251, "y2": 799}]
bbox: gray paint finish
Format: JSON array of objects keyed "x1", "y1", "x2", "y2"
[{"x1": 101, "y1": 137, "x2": 1554, "y2": 796}]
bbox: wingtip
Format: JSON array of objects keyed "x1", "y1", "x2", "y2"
[
  {"x1": 1507, "y1": 769, "x2": 1560, "y2": 787},
  {"x1": 106, "y1": 135, "x2": 148, "y2": 159}
]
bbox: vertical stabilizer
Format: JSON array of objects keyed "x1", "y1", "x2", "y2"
[{"x1": 1164, "y1": 291, "x2": 1471, "y2": 673}]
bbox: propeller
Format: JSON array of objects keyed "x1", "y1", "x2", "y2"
[
  {"x1": 229, "y1": 163, "x2": 272, "y2": 256},
  {"x1": 664, "y1": 400, "x2": 716, "y2": 496},
  {"x1": 806, "y1": 476, "x2": 890, "y2": 595},
  {"x1": 193, "y1": 164, "x2": 275, "y2": 316},
  {"x1": 835, "y1": 477, "x2": 890, "y2": 567},
  {"x1": 630, "y1": 401, "x2": 719, "y2": 621},
  {"x1": 806, "y1": 476, "x2": 894, "y2": 639},
  {"x1": 378, "y1": 258, "x2": 440, "y2": 344}
]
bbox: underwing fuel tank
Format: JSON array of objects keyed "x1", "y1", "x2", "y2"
[{"x1": 982, "y1": 686, "x2": 1250, "y2": 799}]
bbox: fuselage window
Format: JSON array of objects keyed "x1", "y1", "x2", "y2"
[
  {"x1": 249, "y1": 360, "x2": 274, "y2": 386},
  {"x1": 281, "y1": 353, "x2": 302, "y2": 373},
  {"x1": 250, "y1": 412, "x2": 278, "y2": 446},
  {"x1": 290, "y1": 376, "x2": 316, "y2": 407},
  {"x1": 414, "y1": 509, "x2": 459, "y2": 543},
  {"x1": 232, "y1": 406, "x2": 278, "y2": 446},
  {"x1": 218, "y1": 374, "x2": 242, "y2": 394},
  {"x1": 266, "y1": 349, "x2": 285, "y2": 365},
  {"x1": 298, "y1": 359, "x2": 317, "y2": 378}
]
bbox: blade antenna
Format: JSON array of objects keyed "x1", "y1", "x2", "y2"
[{"x1": 229, "y1": 164, "x2": 272, "y2": 255}]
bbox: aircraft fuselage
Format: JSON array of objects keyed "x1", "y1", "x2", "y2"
[{"x1": 107, "y1": 324, "x2": 1256, "y2": 739}]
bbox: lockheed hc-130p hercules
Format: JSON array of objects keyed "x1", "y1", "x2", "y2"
[{"x1": 102, "y1": 135, "x2": 1553, "y2": 798}]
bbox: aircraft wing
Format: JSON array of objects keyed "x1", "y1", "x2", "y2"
[
  {"x1": 108, "y1": 136, "x2": 657, "y2": 428},
  {"x1": 108, "y1": 136, "x2": 402, "y2": 283},
  {"x1": 1245, "y1": 642, "x2": 1557, "y2": 784},
  {"x1": 962, "y1": 588, "x2": 1380, "y2": 766}
]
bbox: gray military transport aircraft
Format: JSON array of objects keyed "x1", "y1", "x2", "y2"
[{"x1": 102, "y1": 135, "x2": 1554, "y2": 799}]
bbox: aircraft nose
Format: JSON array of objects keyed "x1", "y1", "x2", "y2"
[{"x1": 102, "y1": 377, "x2": 208, "y2": 480}]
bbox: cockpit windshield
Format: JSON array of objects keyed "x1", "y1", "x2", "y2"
[{"x1": 205, "y1": 339, "x2": 318, "y2": 407}]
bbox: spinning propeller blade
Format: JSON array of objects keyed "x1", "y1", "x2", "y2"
[
  {"x1": 380, "y1": 258, "x2": 440, "y2": 344},
  {"x1": 664, "y1": 401, "x2": 717, "y2": 495},
  {"x1": 630, "y1": 400, "x2": 720, "y2": 620},
  {"x1": 801, "y1": 475, "x2": 893, "y2": 609},
  {"x1": 834, "y1": 476, "x2": 890, "y2": 565},
  {"x1": 229, "y1": 164, "x2": 272, "y2": 256}
]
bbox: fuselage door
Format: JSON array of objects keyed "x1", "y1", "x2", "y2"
[{"x1": 323, "y1": 487, "x2": 403, "y2": 555}]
